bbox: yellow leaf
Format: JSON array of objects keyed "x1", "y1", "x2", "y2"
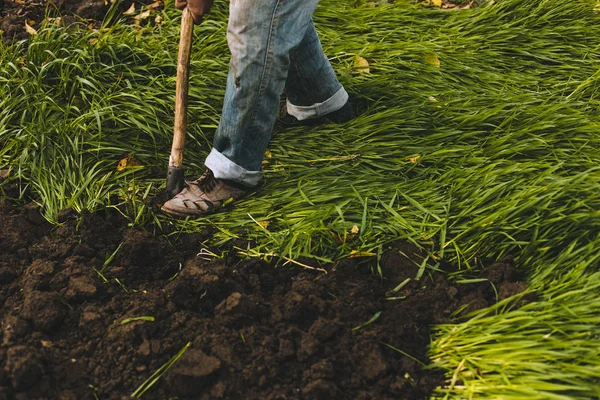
[
  {"x1": 431, "y1": 0, "x2": 442, "y2": 6},
  {"x1": 424, "y1": 53, "x2": 440, "y2": 68},
  {"x1": 406, "y1": 155, "x2": 421, "y2": 163},
  {"x1": 350, "y1": 224, "x2": 359, "y2": 234},
  {"x1": 117, "y1": 154, "x2": 143, "y2": 171},
  {"x1": 354, "y1": 55, "x2": 370, "y2": 74},
  {"x1": 264, "y1": 149, "x2": 272, "y2": 159},
  {"x1": 24, "y1": 21, "x2": 37, "y2": 36},
  {"x1": 349, "y1": 250, "x2": 376, "y2": 258},
  {"x1": 256, "y1": 220, "x2": 270, "y2": 229},
  {"x1": 123, "y1": 3, "x2": 136, "y2": 15}
]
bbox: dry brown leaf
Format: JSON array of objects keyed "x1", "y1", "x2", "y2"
[
  {"x1": 147, "y1": 1, "x2": 163, "y2": 10},
  {"x1": 134, "y1": 10, "x2": 151, "y2": 25},
  {"x1": 354, "y1": 55, "x2": 370, "y2": 74},
  {"x1": 41, "y1": 340, "x2": 53, "y2": 348},
  {"x1": 424, "y1": 53, "x2": 441, "y2": 68},
  {"x1": 24, "y1": 21, "x2": 37, "y2": 36},
  {"x1": 117, "y1": 154, "x2": 143, "y2": 171},
  {"x1": 123, "y1": 3, "x2": 136, "y2": 15}
]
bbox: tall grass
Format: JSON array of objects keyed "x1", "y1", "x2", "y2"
[{"x1": 1, "y1": 0, "x2": 600, "y2": 398}]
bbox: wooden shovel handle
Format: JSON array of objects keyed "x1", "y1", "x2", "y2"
[{"x1": 169, "y1": 7, "x2": 194, "y2": 169}]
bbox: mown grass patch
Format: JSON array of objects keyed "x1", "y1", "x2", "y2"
[{"x1": 1, "y1": 0, "x2": 600, "y2": 398}]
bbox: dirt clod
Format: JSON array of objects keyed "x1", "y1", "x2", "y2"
[
  {"x1": 21, "y1": 291, "x2": 67, "y2": 333},
  {"x1": 166, "y1": 349, "x2": 222, "y2": 397},
  {"x1": 5, "y1": 346, "x2": 44, "y2": 392}
]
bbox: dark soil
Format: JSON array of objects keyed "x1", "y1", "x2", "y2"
[
  {"x1": 0, "y1": 0, "x2": 155, "y2": 43},
  {"x1": 0, "y1": 195, "x2": 532, "y2": 400}
]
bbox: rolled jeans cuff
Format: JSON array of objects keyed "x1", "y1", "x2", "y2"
[
  {"x1": 286, "y1": 86, "x2": 349, "y2": 121},
  {"x1": 205, "y1": 148, "x2": 262, "y2": 188}
]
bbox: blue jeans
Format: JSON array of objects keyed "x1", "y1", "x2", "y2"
[{"x1": 204, "y1": 0, "x2": 348, "y2": 187}]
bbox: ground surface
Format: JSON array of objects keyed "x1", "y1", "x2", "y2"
[
  {"x1": 0, "y1": 0, "x2": 152, "y2": 42},
  {"x1": 0, "y1": 195, "x2": 529, "y2": 399}
]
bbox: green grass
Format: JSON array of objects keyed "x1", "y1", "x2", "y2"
[{"x1": 1, "y1": 0, "x2": 600, "y2": 398}]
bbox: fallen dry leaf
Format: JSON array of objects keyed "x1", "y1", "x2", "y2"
[
  {"x1": 354, "y1": 55, "x2": 370, "y2": 74},
  {"x1": 24, "y1": 21, "x2": 37, "y2": 36},
  {"x1": 123, "y1": 3, "x2": 136, "y2": 15},
  {"x1": 424, "y1": 53, "x2": 441, "y2": 68},
  {"x1": 147, "y1": 0, "x2": 163, "y2": 10},
  {"x1": 134, "y1": 10, "x2": 151, "y2": 25},
  {"x1": 256, "y1": 220, "x2": 270, "y2": 229},
  {"x1": 117, "y1": 154, "x2": 143, "y2": 171}
]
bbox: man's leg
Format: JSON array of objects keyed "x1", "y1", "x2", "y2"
[
  {"x1": 205, "y1": 0, "x2": 320, "y2": 186},
  {"x1": 283, "y1": 21, "x2": 353, "y2": 123},
  {"x1": 162, "y1": 0, "x2": 320, "y2": 216}
]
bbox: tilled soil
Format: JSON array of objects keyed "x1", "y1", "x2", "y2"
[{"x1": 0, "y1": 196, "x2": 530, "y2": 399}]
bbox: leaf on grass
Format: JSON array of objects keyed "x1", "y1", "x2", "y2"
[
  {"x1": 354, "y1": 55, "x2": 370, "y2": 74},
  {"x1": 123, "y1": 3, "x2": 136, "y2": 15},
  {"x1": 349, "y1": 249, "x2": 376, "y2": 258},
  {"x1": 431, "y1": 0, "x2": 442, "y2": 6},
  {"x1": 351, "y1": 224, "x2": 359, "y2": 234},
  {"x1": 47, "y1": 17, "x2": 62, "y2": 27},
  {"x1": 264, "y1": 149, "x2": 272, "y2": 158},
  {"x1": 117, "y1": 154, "x2": 143, "y2": 171},
  {"x1": 424, "y1": 53, "x2": 440, "y2": 68},
  {"x1": 147, "y1": 1, "x2": 163, "y2": 10},
  {"x1": 256, "y1": 220, "x2": 270, "y2": 229},
  {"x1": 134, "y1": 10, "x2": 152, "y2": 25},
  {"x1": 406, "y1": 155, "x2": 421, "y2": 163},
  {"x1": 25, "y1": 21, "x2": 37, "y2": 36}
]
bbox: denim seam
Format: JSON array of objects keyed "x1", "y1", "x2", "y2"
[{"x1": 246, "y1": 0, "x2": 282, "y2": 133}]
